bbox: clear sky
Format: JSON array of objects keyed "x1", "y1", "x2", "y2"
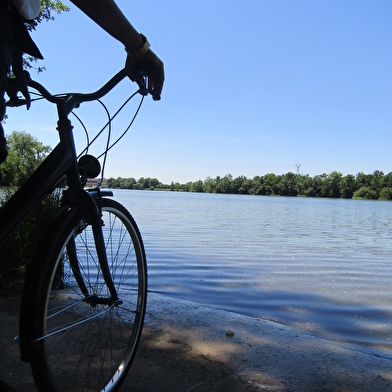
[{"x1": 5, "y1": 0, "x2": 392, "y2": 184}]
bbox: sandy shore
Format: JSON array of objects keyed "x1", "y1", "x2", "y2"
[{"x1": 0, "y1": 290, "x2": 391, "y2": 391}]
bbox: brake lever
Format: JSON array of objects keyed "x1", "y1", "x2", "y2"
[
  {"x1": 137, "y1": 84, "x2": 159, "y2": 100},
  {"x1": 6, "y1": 72, "x2": 31, "y2": 109},
  {"x1": 6, "y1": 98, "x2": 29, "y2": 108},
  {"x1": 135, "y1": 74, "x2": 148, "y2": 96}
]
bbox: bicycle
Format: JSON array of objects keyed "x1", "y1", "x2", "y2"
[{"x1": 0, "y1": 68, "x2": 149, "y2": 391}]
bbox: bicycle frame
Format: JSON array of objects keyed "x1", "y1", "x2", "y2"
[
  {"x1": 0, "y1": 123, "x2": 75, "y2": 248},
  {"x1": 0, "y1": 68, "x2": 129, "y2": 300}
]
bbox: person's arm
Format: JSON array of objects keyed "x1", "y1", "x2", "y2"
[
  {"x1": 70, "y1": 0, "x2": 143, "y2": 50},
  {"x1": 70, "y1": 0, "x2": 164, "y2": 100}
]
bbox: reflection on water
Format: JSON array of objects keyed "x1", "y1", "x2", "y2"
[{"x1": 113, "y1": 190, "x2": 392, "y2": 356}]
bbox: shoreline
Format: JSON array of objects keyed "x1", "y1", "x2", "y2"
[
  {"x1": 0, "y1": 290, "x2": 391, "y2": 391},
  {"x1": 149, "y1": 291, "x2": 392, "y2": 361},
  {"x1": 143, "y1": 293, "x2": 392, "y2": 391}
]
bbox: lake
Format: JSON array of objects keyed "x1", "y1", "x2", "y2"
[{"x1": 112, "y1": 189, "x2": 392, "y2": 357}]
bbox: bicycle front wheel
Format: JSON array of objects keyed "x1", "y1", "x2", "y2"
[{"x1": 27, "y1": 198, "x2": 147, "y2": 392}]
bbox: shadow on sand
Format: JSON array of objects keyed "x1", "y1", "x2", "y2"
[{"x1": 0, "y1": 290, "x2": 391, "y2": 391}]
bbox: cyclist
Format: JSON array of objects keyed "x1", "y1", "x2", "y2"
[{"x1": 0, "y1": 0, "x2": 164, "y2": 165}]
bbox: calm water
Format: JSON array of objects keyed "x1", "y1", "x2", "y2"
[{"x1": 113, "y1": 189, "x2": 392, "y2": 357}]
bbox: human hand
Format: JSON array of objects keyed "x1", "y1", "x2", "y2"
[{"x1": 126, "y1": 49, "x2": 164, "y2": 101}]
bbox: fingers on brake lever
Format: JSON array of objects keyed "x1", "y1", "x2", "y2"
[
  {"x1": 135, "y1": 74, "x2": 148, "y2": 96},
  {"x1": 6, "y1": 74, "x2": 31, "y2": 109},
  {"x1": 135, "y1": 73, "x2": 159, "y2": 99}
]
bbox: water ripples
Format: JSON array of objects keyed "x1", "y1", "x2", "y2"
[{"x1": 113, "y1": 190, "x2": 392, "y2": 356}]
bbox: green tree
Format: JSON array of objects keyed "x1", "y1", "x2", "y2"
[
  {"x1": 133, "y1": 177, "x2": 149, "y2": 189},
  {"x1": 0, "y1": 131, "x2": 51, "y2": 186},
  {"x1": 231, "y1": 175, "x2": 252, "y2": 194},
  {"x1": 203, "y1": 177, "x2": 216, "y2": 193},
  {"x1": 340, "y1": 174, "x2": 356, "y2": 199},
  {"x1": 123, "y1": 177, "x2": 136, "y2": 189},
  {"x1": 250, "y1": 175, "x2": 264, "y2": 195},
  {"x1": 106, "y1": 177, "x2": 116, "y2": 188},
  {"x1": 298, "y1": 174, "x2": 316, "y2": 197},
  {"x1": 170, "y1": 182, "x2": 184, "y2": 191},
  {"x1": 355, "y1": 172, "x2": 372, "y2": 189},
  {"x1": 232, "y1": 176, "x2": 245, "y2": 194},
  {"x1": 371, "y1": 170, "x2": 384, "y2": 198},
  {"x1": 117, "y1": 177, "x2": 126, "y2": 188},
  {"x1": 382, "y1": 172, "x2": 392, "y2": 188},
  {"x1": 321, "y1": 171, "x2": 342, "y2": 198},
  {"x1": 38, "y1": 1, "x2": 70, "y2": 22},
  {"x1": 0, "y1": 131, "x2": 59, "y2": 285},
  {"x1": 65, "y1": 170, "x2": 392, "y2": 200},
  {"x1": 216, "y1": 174, "x2": 233, "y2": 194},
  {"x1": 276, "y1": 172, "x2": 297, "y2": 196},
  {"x1": 239, "y1": 178, "x2": 253, "y2": 194},
  {"x1": 311, "y1": 174, "x2": 325, "y2": 197},
  {"x1": 149, "y1": 178, "x2": 160, "y2": 188},
  {"x1": 190, "y1": 180, "x2": 203, "y2": 192},
  {"x1": 263, "y1": 173, "x2": 278, "y2": 195}
]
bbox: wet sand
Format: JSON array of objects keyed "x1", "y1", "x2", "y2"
[{"x1": 0, "y1": 290, "x2": 391, "y2": 391}]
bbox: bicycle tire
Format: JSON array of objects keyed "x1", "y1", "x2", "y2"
[{"x1": 25, "y1": 198, "x2": 147, "y2": 392}]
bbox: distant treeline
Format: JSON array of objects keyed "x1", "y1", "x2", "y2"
[{"x1": 106, "y1": 170, "x2": 392, "y2": 200}]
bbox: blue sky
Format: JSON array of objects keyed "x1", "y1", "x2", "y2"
[{"x1": 5, "y1": 0, "x2": 392, "y2": 183}]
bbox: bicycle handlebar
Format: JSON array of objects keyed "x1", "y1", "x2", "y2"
[{"x1": 7, "y1": 68, "x2": 150, "y2": 114}]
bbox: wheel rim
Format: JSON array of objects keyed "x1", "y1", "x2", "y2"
[{"x1": 36, "y1": 204, "x2": 146, "y2": 391}]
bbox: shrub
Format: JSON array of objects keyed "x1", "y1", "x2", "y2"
[
  {"x1": 379, "y1": 187, "x2": 392, "y2": 200},
  {"x1": 352, "y1": 186, "x2": 377, "y2": 200},
  {"x1": 0, "y1": 190, "x2": 62, "y2": 289}
]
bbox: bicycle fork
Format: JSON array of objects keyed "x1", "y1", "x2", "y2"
[{"x1": 69, "y1": 188, "x2": 120, "y2": 306}]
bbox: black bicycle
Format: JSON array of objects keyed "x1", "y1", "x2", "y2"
[{"x1": 0, "y1": 68, "x2": 148, "y2": 391}]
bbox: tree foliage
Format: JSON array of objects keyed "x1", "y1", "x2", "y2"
[
  {"x1": 106, "y1": 170, "x2": 392, "y2": 201},
  {"x1": 24, "y1": 1, "x2": 70, "y2": 72},
  {"x1": 353, "y1": 187, "x2": 377, "y2": 200},
  {"x1": 379, "y1": 187, "x2": 392, "y2": 200},
  {"x1": 0, "y1": 131, "x2": 51, "y2": 186},
  {"x1": 106, "y1": 177, "x2": 162, "y2": 190},
  {"x1": 0, "y1": 129, "x2": 57, "y2": 287}
]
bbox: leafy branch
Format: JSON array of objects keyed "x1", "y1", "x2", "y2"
[{"x1": 23, "y1": 1, "x2": 70, "y2": 72}]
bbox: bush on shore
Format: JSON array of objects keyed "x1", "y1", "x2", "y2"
[
  {"x1": 0, "y1": 190, "x2": 61, "y2": 289},
  {"x1": 352, "y1": 187, "x2": 377, "y2": 200},
  {"x1": 379, "y1": 187, "x2": 392, "y2": 200}
]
